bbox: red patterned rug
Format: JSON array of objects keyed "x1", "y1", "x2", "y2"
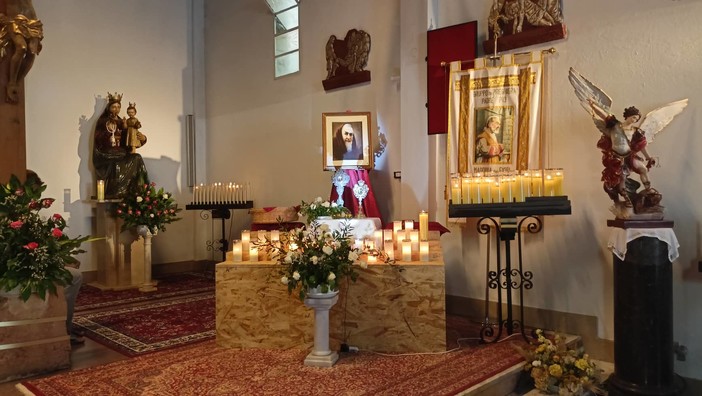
[
  {"x1": 73, "y1": 295, "x2": 215, "y2": 357},
  {"x1": 19, "y1": 338, "x2": 525, "y2": 396},
  {"x1": 75, "y1": 272, "x2": 214, "y2": 313}
]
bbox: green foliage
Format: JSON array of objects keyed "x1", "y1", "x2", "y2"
[
  {"x1": 0, "y1": 174, "x2": 90, "y2": 301},
  {"x1": 115, "y1": 182, "x2": 181, "y2": 233},
  {"x1": 298, "y1": 197, "x2": 351, "y2": 224}
]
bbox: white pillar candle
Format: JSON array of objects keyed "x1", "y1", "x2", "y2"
[
  {"x1": 367, "y1": 255, "x2": 377, "y2": 264},
  {"x1": 554, "y1": 168, "x2": 564, "y2": 196},
  {"x1": 450, "y1": 175, "x2": 461, "y2": 204},
  {"x1": 460, "y1": 175, "x2": 471, "y2": 204},
  {"x1": 249, "y1": 246, "x2": 259, "y2": 262},
  {"x1": 420, "y1": 241, "x2": 430, "y2": 262},
  {"x1": 97, "y1": 180, "x2": 105, "y2": 202},
  {"x1": 374, "y1": 230, "x2": 383, "y2": 249},
  {"x1": 404, "y1": 220, "x2": 414, "y2": 230},
  {"x1": 385, "y1": 244, "x2": 394, "y2": 261},
  {"x1": 419, "y1": 210, "x2": 429, "y2": 241},
  {"x1": 410, "y1": 230, "x2": 419, "y2": 253},
  {"x1": 402, "y1": 240, "x2": 412, "y2": 262},
  {"x1": 383, "y1": 229, "x2": 393, "y2": 243},
  {"x1": 232, "y1": 240, "x2": 242, "y2": 262},
  {"x1": 271, "y1": 230, "x2": 280, "y2": 248},
  {"x1": 241, "y1": 230, "x2": 250, "y2": 255},
  {"x1": 393, "y1": 221, "x2": 402, "y2": 240}
]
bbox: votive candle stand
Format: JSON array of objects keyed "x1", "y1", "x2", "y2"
[{"x1": 450, "y1": 168, "x2": 564, "y2": 204}]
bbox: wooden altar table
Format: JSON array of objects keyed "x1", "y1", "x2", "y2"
[{"x1": 215, "y1": 232, "x2": 446, "y2": 353}]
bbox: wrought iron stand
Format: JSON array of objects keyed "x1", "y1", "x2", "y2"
[
  {"x1": 449, "y1": 196, "x2": 571, "y2": 344},
  {"x1": 185, "y1": 201, "x2": 253, "y2": 262}
]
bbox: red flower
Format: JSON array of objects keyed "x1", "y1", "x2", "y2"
[
  {"x1": 10, "y1": 220, "x2": 23, "y2": 229},
  {"x1": 145, "y1": 196, "x2": 151, "y2": 202},
  {"x1": 52, "y1": 213, "x2": 63, "y2": 220},
  {"x1": 41, "y1": 198, "x2": 55, "y2": 208},
  {"x1": 23, "y1": 242, "x2": 39, "y2": 250},
  {"x1": 136, "y1": 210, "x2": 141, "y2": 216},
  {"x1": 14, "y1": 188, "x2": 24, "y2": 196},
  {"x1": 52, "y1": 228, "x2": 63, "y2": 238},
  {"x1": 127, "y1": 209, "x2": 133, "y2": 215},
  {"x1": 29, "y1": 200, "x2": 40, "y2": 209},
  {"x1": 116, "y1": 209, "x2": 123, "y2": 215}
]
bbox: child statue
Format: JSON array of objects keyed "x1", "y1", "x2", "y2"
[{"x1": 124, "y1": 102, "x2": 143, "y2": 154}]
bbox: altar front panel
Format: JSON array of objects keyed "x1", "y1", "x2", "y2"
[{"x1": 216, "y1": 238, "x2": 446, "y2": 353}]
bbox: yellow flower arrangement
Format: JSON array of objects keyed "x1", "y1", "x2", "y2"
[{"x1": 520, "y1": 329, "x2": 605, "y2": 395}]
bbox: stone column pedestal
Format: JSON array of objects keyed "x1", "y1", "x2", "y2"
[{"x1": 303, "y1": 290, "x2": 339, "y2": 367}]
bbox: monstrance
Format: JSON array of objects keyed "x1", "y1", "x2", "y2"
[
  {"x1": 332, "y1": 169, "x2": 350, "y2": 207},
  {"x1": 352, "y1": 180, "x2": 369, "y2": 218}
]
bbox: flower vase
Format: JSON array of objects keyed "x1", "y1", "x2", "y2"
[
  {"x1": 303, "y1": 286, "x2": 340, "y2": 367},
  {"x1": 136, "y1": 225, "x2": 158, "y2": 292}
]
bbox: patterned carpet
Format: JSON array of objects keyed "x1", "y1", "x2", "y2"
[
  {"x1": 73, "y1": 295, "x2": 215, "y2": 357},
  {"x1": 75, "y1": 272, "x2": 214, "y2": 313},
  {"x1": 19, "y1": 338, "x2": 525, "y2": 396}
]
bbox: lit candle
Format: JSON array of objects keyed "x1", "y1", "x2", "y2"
[
  {"x1": 531, "y1": 170, "x2": 543, "y2": 197},
  {"x1": 249, "y1": 246, "x2": 258, "y2": 262},
  {"x1": 461, "y1": 175, "x2": 471, "y2": 204},
  {"x1": 405, "y1": 220, "x2": 414, "y2": 230},
  {"x1": 241, "y1": 230, "x2": 250, "y2": 256},
  {"x1": 419, "y1": 210, "x2": 429, "y2": 241},
  {"x1": 367, "y1": 254, "x2": 377, "y2": 264},
  {"x1": 232, "y1": 240, "x2": 242, "y2": 262},
  {"x1": 393, "y1": 221, "x2": 402, "y2": 240},
  {"x1": 271, "y1": 230, "x2": 280, "y2": 249},
  {"x1": 521, "y1": 171, "x2": 531, "y2": 200},
  {"x1": 514, "y1": 174, "x2": 524, "y2": 202},
  {"x1": 97, "y1": 180, "x2": 105, "y2": 202},
  {"x1": 481, "y1": 176, "x2": 492, "y2": 204},
  {"x1": 192, "y1": 185, "x2": 198, "y2": 204},
  {"x1": 471, "y1": 175, "x2": 482, "y2": 204},
  {"x1": 385, "y1": 243, "x2": 394, "y2": 261},
  {"x1": 553, "y1": 168, "x2": 564, "y2": 196},
  {"x1": 410, "y1": 230, "x2": 419, "y2": 253},
  {"x1": 374, "y1": 230, "x2": 383, "y2": 249},
  {"x1": 500, "y1": 174, "x2": 512, "y2": 203},
  {"x1": 402, "y1": 239, "x2": 412, "y2": 262},
  {"x1": 257, "y1": 231, "x2": 268, "y2": 260},
  {"x1": 420, "y1": 241, "x2": 430, "y2": 262},
  {"x1": 544, "y1": 172, "x2": 555, "y2": 197},
  {"x1": 491, "y1": 178, "x2": 502, "y2": 203},
  {"x1": 450, "y1": 175, "x2": 461, "y2": 204},
  {"x1": 383, "y1": 229, "x2": 393, "y2": 243}
]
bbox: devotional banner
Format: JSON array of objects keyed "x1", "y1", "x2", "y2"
[{"x1": 448, "y1": 52, "x2": 543, "y2": 175}]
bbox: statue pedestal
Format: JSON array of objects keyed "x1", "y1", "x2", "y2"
[
  {"x1": 607, "y1": 222, "x2": 684, "y2": 396},
  {"x1": 91, "y1": 201, "x2": 148, "y2": 290}
]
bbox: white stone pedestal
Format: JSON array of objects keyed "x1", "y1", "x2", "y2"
[
  {"x1": 303, "y1": 290, "x2": 339, "y2": 367},
  {"x1": 136, "y1": 226, "x2": 158, "y2": 292}
]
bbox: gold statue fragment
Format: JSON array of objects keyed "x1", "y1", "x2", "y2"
[{"x1": 0, "y1": 0, "x2": 43, "y2": 103}]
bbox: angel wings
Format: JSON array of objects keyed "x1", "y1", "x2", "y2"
[
  {"x1": 568, "y1": 67, "x2": 688, "y2": 218},
  {"x1": 568, "y1": 67, "x2": 688, "y2": 142}
]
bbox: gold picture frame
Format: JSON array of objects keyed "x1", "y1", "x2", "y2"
[{"x1": 322, "y1": 112, "x2": 373, "y2": 170}]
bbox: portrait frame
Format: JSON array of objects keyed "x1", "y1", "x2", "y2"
[{"x1": 322, "y1": 112, "x2": 373, "y2": 170}]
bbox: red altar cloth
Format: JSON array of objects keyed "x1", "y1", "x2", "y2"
[{"x1": 329, "y1": 169, "x2": 381, "y2": 219}]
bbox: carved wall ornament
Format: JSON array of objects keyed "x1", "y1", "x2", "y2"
[
  {"x1": 323, "y1": 29, "x2": 371, "y2": 91},
  {"x1": 485, "y1": 0, "x2": 566, "y2": 53},
  {"x1": 0, "y1": 0, "x2": 43, "y2": 103}
]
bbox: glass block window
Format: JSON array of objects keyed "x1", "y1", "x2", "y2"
[{"x1": 265, "y1": 0, "x2": 299, "y2": 78}]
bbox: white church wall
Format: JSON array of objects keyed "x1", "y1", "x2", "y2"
[
  {"x1": 433, "y1": 0, "x2": 702, "y2": 380},
  {"x1": 204, "y1": 0, "x2": 402, "y2": 226},
  {"x1": 25, "y1": 0, "x2": 207, "y2": 269}
]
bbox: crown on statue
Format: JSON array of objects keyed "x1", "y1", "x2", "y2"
[{"x1": 107, "y1": 92, "x2": 123, "y2": 104}]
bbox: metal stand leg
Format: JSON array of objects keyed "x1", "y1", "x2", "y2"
[
  {"x1": 479, "y1": 216, "x2": 541, "y2": 343},
  {"x1": 211, "y1": 208, "x2": 231, "y2": 262}
]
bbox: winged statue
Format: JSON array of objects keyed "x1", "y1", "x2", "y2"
[{"x1": 568, "y1": 67, "x2": 688, "y2": 219}]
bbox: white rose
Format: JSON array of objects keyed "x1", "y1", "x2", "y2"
[
  {"x1": 163, "y1": 193, "x2": 169, "y2": 199},
  {"x1": 284, "y1": 255, "x2": 292, "y2": 264},
  {"x1": 136, "y1": 196, "x2": 143, "y2": 203},
  {"x1": 292, "y1": 271, "x2": 300, "y2": 280},
  {"x1": 359, "y1": 260, "x2": 368, "y2": 269},
  {"x1": 311, "y1": 256, "x2": 318, "y2": 265},
  {"x1": 321, "y1": 201, "x2": 330, "y2": 208},
  {"x1": 331, "y1": 202, "x2": 338, "y2": 208},
  {"x1": 315, "y1": 196, "x2": 323, "y2": 203},
  {"x1": 322, "y1": 246, "x2": 333, "y2": 255},
  {"x1": 532, "y1": 360, "x2": 542, "y2": 367},
  {"x1": 310, "y1": 204, "x2": 316, "y2": 210},
  {"x1": 150, "y1": 213, "x2": 155, "y2": 218},
  {"x1": 281, "y1": 276, "x2": 289, "y2": 284},
  {"x1": 348, "y1": 251, "x2": 359, "y2": 261},
  {"x1": 327, "y1": 272, "x2": 336, "y2": 281}
]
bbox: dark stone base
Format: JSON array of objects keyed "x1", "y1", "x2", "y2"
[{"x1": 608, "y1": 373, "x2": 685, "y2": 396}]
